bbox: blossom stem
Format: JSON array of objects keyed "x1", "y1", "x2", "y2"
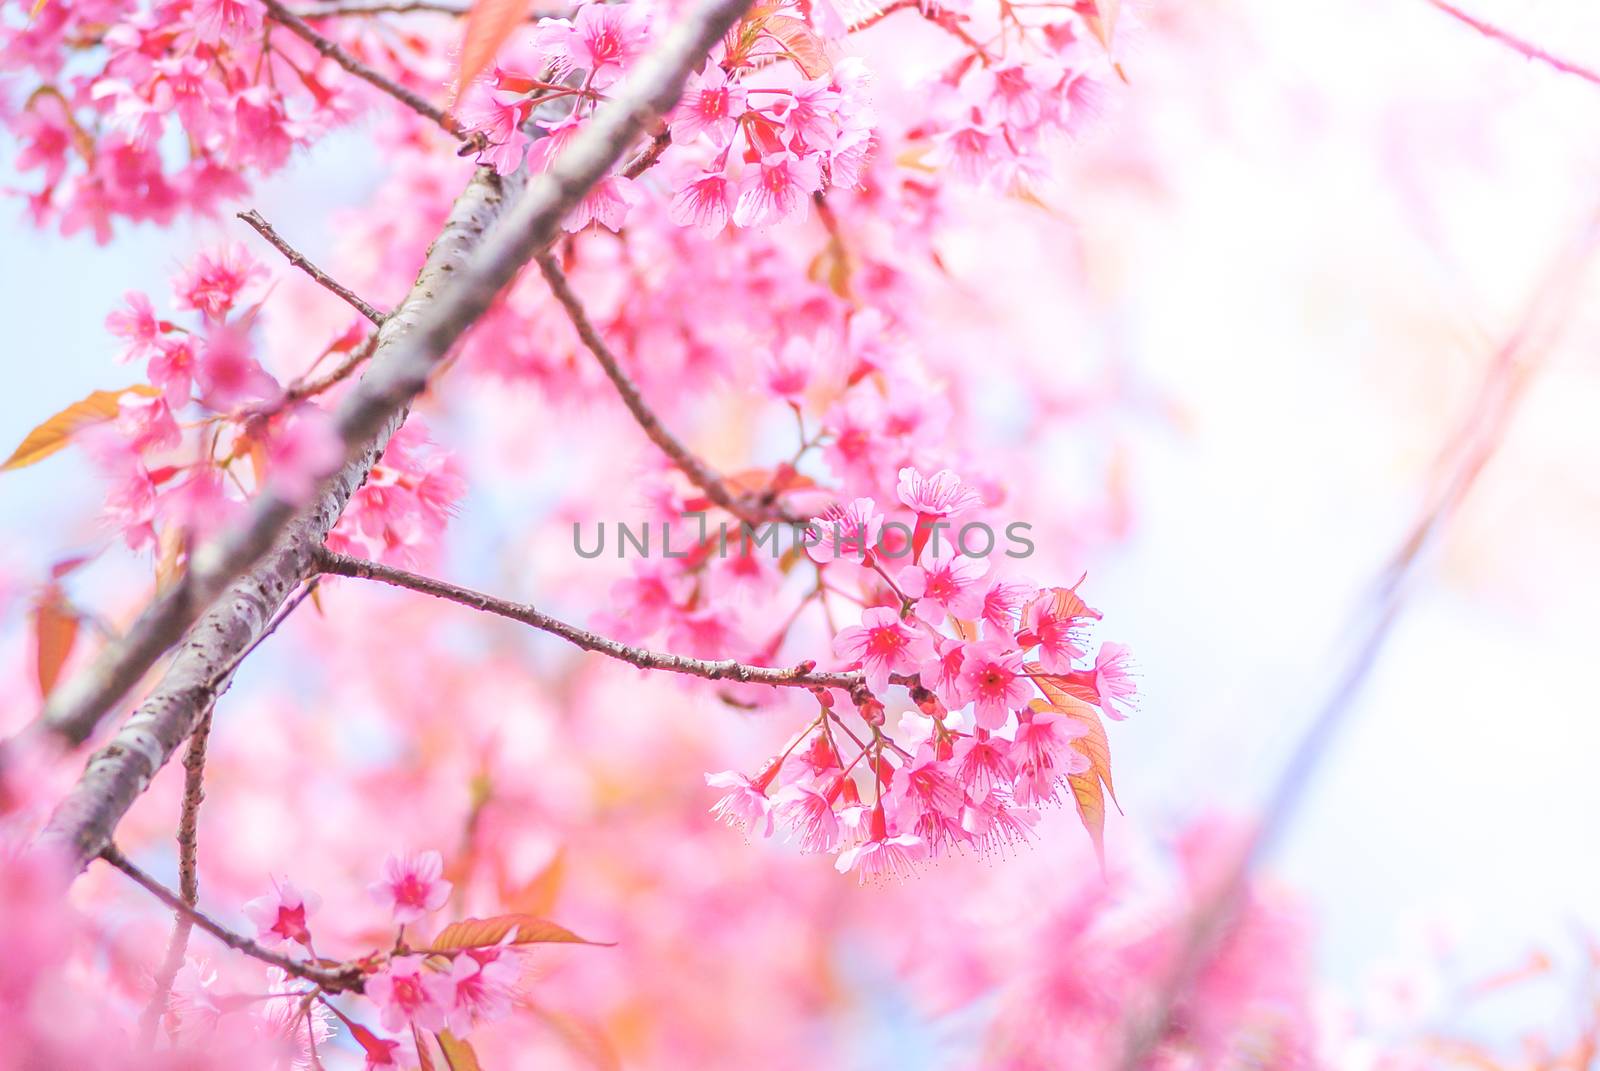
[
  {"x1": 535, "y1": 252, "x2": 797, "y2": 525},
  {"x1": 98, "y1": 845, "x2": 365, "y2": 994},
  {"x1": 237, "y1": 210, "x2": 388, "y2": 326},
  {"x1": 138, "y1": 707, "x2": 213, "y2": 1048},
  {"x1": 315, "y1": 548, "x2": 916, "y2": 692},
  {"x1": 260, "y1": 0, "x2": 481, "y2": 146}
]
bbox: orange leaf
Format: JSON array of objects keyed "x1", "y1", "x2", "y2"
[
  {"x1": 426, "y1": 914, "x2": 611, "y2": 952},
  {"x1": 761, "y1": 15, "x2": 832, "y2": 78},
  {"x1": 436, "y1": 1031, "x2": 483, "y2": 1071},
  {"x1": 32, "y1": 587, "x2": 79, "y2": 699},
  {"x1": 1082, "y1": 0, "x2": 1118, "y2": 52},
  {"x1": 1029, "y1": 681, "x2": 1121, "y2": 867},
  {"x1": 500, "y1": 849, "x2": 565, "y2": 916},
  {"x1": 2, "y1": 385, "x2": 159, "y2": 472},
  {"x1": 454, "y1": 0, "x2": 531, "y2": 101}
]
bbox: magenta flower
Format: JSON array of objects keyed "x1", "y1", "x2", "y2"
[
  {"x1": 732, "y1": 151, "x2": 822, "y2": 228},
  {"x1": 669, "y1": 171, "x2": 734, "y2": 235},
  {"x1": 897, "y1": 466, "x2": 985, "y2": 518},
  {"x1": 899, "y1": 546, "x2": 989, "y2": 621},
  {"x1": 368, "y1": 849, "x2": 453, "y2": 925},
  {"x1": 959, "y1": 640, "x2": 1031, "y2": 730},
  {"x1": 673, "y1": 66, "x2": 747, "y2": 146},
  {"x1": 242, "y1": 879, "x2": 320, "y2": 948},
  {"x1": 1091, "y1": 642, "x2": 1137, "y2": 720},
  {"x1": 367, "y1": 956, "x2": 454, "y2": 1033},
  {"x1": 705, "y1": 770, "x2": 775, "y2": 836},
  {"x1": 833, "y1": 605, "x2": 930, "y2": 692}
]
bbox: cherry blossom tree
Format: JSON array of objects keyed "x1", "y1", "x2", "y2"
[{"x1": 2, "y1": 0, "x2": 1596, "y2": 1065}]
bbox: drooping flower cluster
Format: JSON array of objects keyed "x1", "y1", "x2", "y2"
[{"x1": 704, "y1": 465, "x2": 1134, "y2": 882}]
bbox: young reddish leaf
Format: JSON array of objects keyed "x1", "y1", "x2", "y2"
[
  {"x1": 761, "y1": 15, "x2": 832, "y2": 78},
  {"x1": 454, "y1": 0, "x2": 532, "y2": 102},
  {"x1": 1022, "y1": 582, "x2": 1101, "y2": 627},
  {"x1": 2, "y1": 385, "x2": 159, "y2": 472},
  {"x1": 427, "y1": 913, "x2": 612, "y2": 951},
  {"x1": 1028, "y1": 686, "x2": 1121, "y2": 867},
  {"x1": 32, "y1": 587, "x2": 79, "y2": 699},
  {"x1": 436, "y1": 1031, "x2": 483, "y2": 1071}
]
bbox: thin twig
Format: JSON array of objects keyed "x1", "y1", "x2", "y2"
[
  {"x1": 535, "y1": 253, "x2": 798, "y2": 525},
  {"x1": 238, "y1": 210, "x2": 387, "y2": 326},
  {"x1": 260, "y1": 0, "x2": 480, "y2": 146},
  {"x1": 316, "y1": 548, "x2": 895, "y2": 691},
  {"x1": 99, "y1": 844, "x2": 364, "y2": 994},
  {"x1": 139, "y1": 707, "x2": 214, "y2": 1047},
  {"x1": 1425, "y1": 0, "x2": 1600, "y2": 87},
  {"x1": 295, "y1": 0, "x2": 470, "y2": 15}
]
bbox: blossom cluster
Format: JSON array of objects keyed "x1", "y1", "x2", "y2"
[
  {"x1": 85, "y1": 245, "x2": 462, "y2": 572},
  {"x1": 704, "y1": 466, "x2": 1134, "y2": 882}
]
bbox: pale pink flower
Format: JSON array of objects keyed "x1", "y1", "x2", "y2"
[
  {"x1": 835, "y1": 806, "x2": 924, "y2": 883},
  {"x1": 446, "y1": 947, "x2": 519, "y2": 1033},
  {"x1": 173, "y1": 243, "x2": 265, "y2": 321},
  {"x1": 732, "y1": 151, "x2": 822, "y2": 228},
  {"x1": 930, "y1": 115, "x2": 1002, "y2": 182},
  {"x1": 535, "y1": 3, "x2": 650, "y2": 87},
  {"x1": 368, "y1": 849, "x2": 453, "y2": 925},
  {"x1": 979, "y1": 577, "x2": 1036, "y2": 635},
  {"x1": 564, "y1": 173, "x2": 639, "y2": 233},
  {"x1": 897, "y1": 466, "x2": 984, "y2": 518},
  {"x1": 197, "y1": 325, "x2": 279, "y2": 409},
  {"x1": 669, "y1": 172, "x2": 734, "y2": 235},
  {"x1": 952, "y1": 732, "x2": 1017, "y2": 801},
  {"x1": 266, "y1": 407, "x2": 344, "y2": 505},
  {"x1": 918, "y1": 636, "x2": 969, "y2": 709},
  {"x1": 673, "y1": 66, "x2": 747, "y2": 145},
  {"x1": 1011, "y1": 708, "x2": 1091, "y2": 804},
  {"x1": 763, "y1": 335, "x2": 817, "y2": 399},
  {"x1": 149, "y1": 336, "x2": 199, "y2": 407},
  {"x1": 1091, "y1": 642, "x2": 1137, "y2": 720},
  {"x1": 833, "y1": 605, "x2": 929, "y2": 692},
  {"x1": 116, "y1": 393, "x2": 180, "y2": 454},
  {"x1": 958, "y1": 640, "x2": 1031, "y2": 730},
  {"x1": 106, "y1": 291, "x2": 163, "y2": 363},
  {"x1": 898, "y1": 546, "x2": 989, "y2": 620},
  {"x1": 705, "y1": 770, "x2": 775, "y2": 836},
  {"x1": 805, "y1": 497, "x2": 883, "y2": 563},
  {"x1": 367, "y1": 956, "x2": 454, "y2": 1033},
  {"x1": 773, "y1": 783, "x2": 843, "y2": 854},
  {"x1": 243, "y1": 879, "x2": 321, "y2": 947}
]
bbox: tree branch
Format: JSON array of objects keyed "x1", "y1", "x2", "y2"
[
  {"x1": 24, "y1": 0, "x2": 758, "y2": 871},
  {"x1": 238, "y1": 210, "x2": 387, "y2": 326},
  {"x1": 316, "y1": 548, "x2": 891, "y2": 691},
  {"x1": 536, "y1": 252, "x2": 798, "y2": 525},
  {"x1": 139, "y1": 707, "x2": 213, "y2": 1047},
  {"x1": 261, "y1": 0, "x2": 480, "y2": 145},
  {"x1": 99, "y1": 844, "x2": 364, "y2": 994}
]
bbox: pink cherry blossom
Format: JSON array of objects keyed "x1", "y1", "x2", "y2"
[
  {"x1": 1091, "y1": 642, "x2": 1138, "y2": 720},
  {"x1": 534, "y1": 3, "x2": 650, "y2": 87},
  {"x1": 105, "y1": 291, "x2": 163, "y2": 363},
  {"x1": 368, "y1": 849, "x2": 453, "y2": 925},
  {"x1": 898, "y1": 546, "x2": 989, "y2": 620},
  {"x1": 773, "y1": 782, "x2": 844, "y2": 854},
  {"x1": 173, "y1": 244, "x2": 265, "y2": 322},
  {"x1": 673, "y1": 66, "x2": 748, "y2": 145},
  {"x1": 242, "y1": 879, "x2": 321, "y2": 947},
  {"x1": 897, "y1": 466, "x2": 985, "y2": 518},
  {"x1": 833, "y1": 605, "x2": 929, "y2": 691},
  {"x1": 366, "y1": 956, "x2": 454, "y2": 1033},
  {"x1": 733, "y1": 151, "x2": 822, "y2": 228},
  {"x1": 705, "y1": 770, "x2": 775, "y2": 836},
  {"x1": 669, "y1": 171, "x2": 735, "y2": 234},
  {"x1": 1011, "y1": 708, "x2": 1091, "y2": 805},
  {"x1": 958, "y1": 640, "x2": 1031, "y2": 730}
]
